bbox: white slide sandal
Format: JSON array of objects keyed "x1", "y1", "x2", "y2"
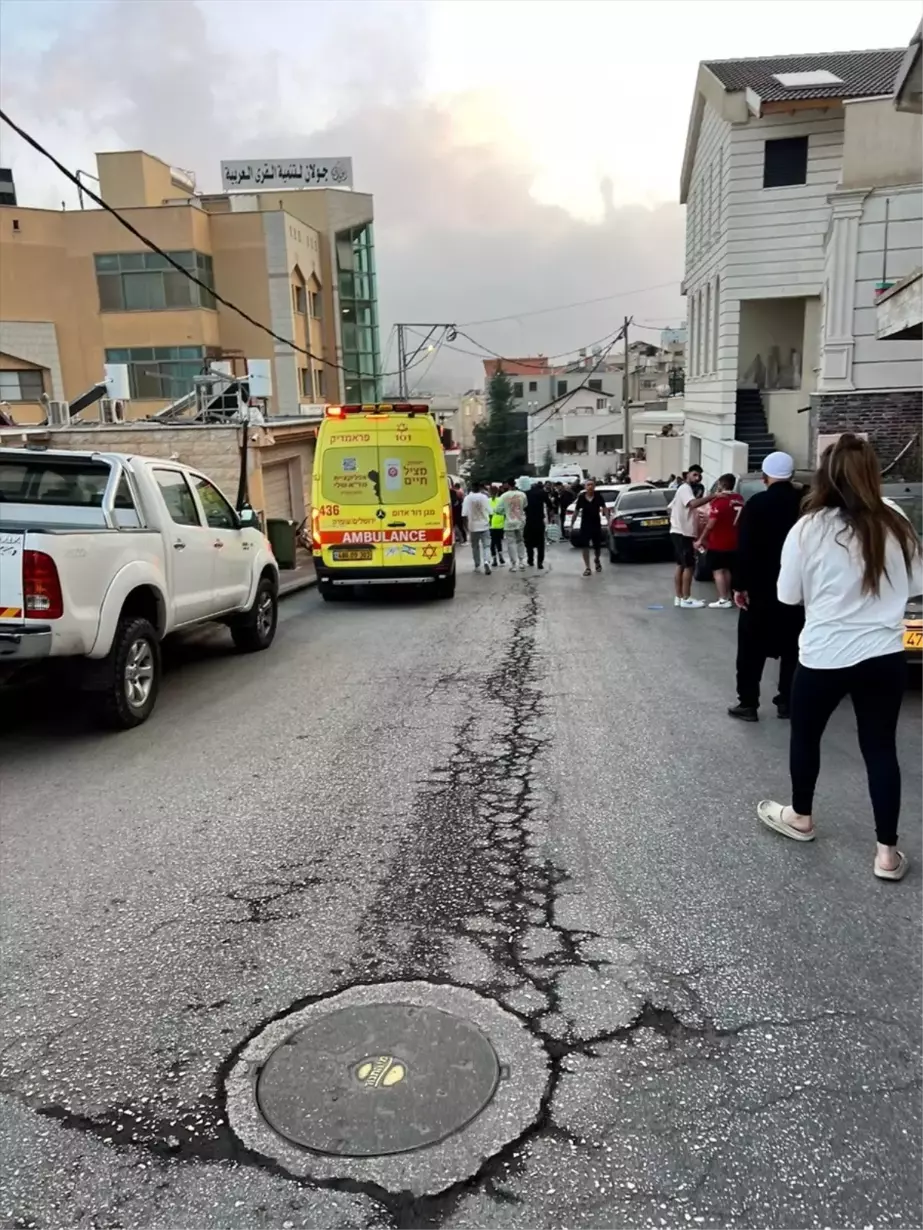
[{"x1": 757, "y1": 800, "x2": 816, "y2": 842}]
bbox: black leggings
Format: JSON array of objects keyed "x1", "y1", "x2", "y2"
[
  {"x1": 490, "y1": 527, "x2": 505, "y2": 558},
  {"x1": 790, "y1": 651, "x2": 906, "y2": 845}
]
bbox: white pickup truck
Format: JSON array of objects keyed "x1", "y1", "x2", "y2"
[{"x1": 0, "y1": 447, "x2": 279, "y2": 729}]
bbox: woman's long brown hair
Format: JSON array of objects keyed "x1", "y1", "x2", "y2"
[{"x1": 803, "y1": 433, "x2": 920, "y2": 596}]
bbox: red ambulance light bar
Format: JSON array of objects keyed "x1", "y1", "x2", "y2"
[{"x1": 324, "y1": 403, "x2": 431, "y2": 418}]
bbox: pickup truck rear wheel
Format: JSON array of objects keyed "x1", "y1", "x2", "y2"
[
  {"x1": 97, "y1": 617, "x2": 161, "y2": 730},
  {"x1": 231, "y1": 577, "x2": 278, "y2": 652}
]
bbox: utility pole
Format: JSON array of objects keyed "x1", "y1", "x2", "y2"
[{"x1": 622, "y1": 315, "x2": 632, "y2": 474}]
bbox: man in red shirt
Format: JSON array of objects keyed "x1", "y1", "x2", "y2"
[{"x1": 694, "y1": 473, "x2": 744, "y2": 609}]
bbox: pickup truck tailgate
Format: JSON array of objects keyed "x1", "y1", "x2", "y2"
[{"x1": 0, "y1": 531, "x2": 25, "y2": 625}]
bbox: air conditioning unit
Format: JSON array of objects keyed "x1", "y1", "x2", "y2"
[
  {"x1": 47, "y1": 399, "x2": 70, "y2": 427},
  {"x1": 100, "y1": 397, "x2": 126, "y2": 424}
]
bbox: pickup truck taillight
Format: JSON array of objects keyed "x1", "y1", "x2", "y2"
[{"x1": 23, "y1": 550, "x2": 64, "y2": 619}]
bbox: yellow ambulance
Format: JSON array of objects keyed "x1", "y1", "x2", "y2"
[{"x1": 311, "y1": 403, "x2": 456, "y2": 601}]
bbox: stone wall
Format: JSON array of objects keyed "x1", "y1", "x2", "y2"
[
  {"x1": 809, "y1": 390, "x2": 922, "y2": 480},
  {"x1": 36, "y1": 424, "x2": 245, "y2": 498}
]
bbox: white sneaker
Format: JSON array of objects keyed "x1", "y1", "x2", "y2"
[
  {"x1": 674, "y1": 596, "x2": 682, "y2": 607},
  {"x1": 519, "y1": 563, "x2": 528, "y2": 571},
  {"x1": 484, "y1": 564, "x2": 492, "y2": 575},
  {"x1": 510, "y1": 564, "x2": 518, "y2": 573},
  {"x1": 709, "y1": 598, "x2": 733, "y2": 608},
  {"x1": 681, "y1": 598, "x2": 705, "y2": 608}
]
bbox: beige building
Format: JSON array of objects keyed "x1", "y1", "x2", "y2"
[{"x1": 0, "y1": 149, "x2": 381, "y2": 424}]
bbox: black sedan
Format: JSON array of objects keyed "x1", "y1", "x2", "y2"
[{"x1": 607, "y1": 488, "x2": 674, "y2": 562}]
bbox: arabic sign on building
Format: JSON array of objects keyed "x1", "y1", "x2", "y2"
[{"x1": 220, "y1": 158, "x2": 353, "y2": 191}]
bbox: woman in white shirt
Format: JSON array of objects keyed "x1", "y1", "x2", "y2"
[{"x1": 757, "y1": 434, "x2": 922, "y2": 881}]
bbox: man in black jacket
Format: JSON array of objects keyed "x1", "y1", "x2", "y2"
[
  {"x1": 729, "y1": 452, "x2": 805, "y2": 722},
  {"x1": 525, "y1": 480, "x2": 554, "y2": 569}
]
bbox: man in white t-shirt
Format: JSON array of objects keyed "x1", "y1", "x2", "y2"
[
  {"x1": 669, "y1": 465, "x2": 710, "y2": 608},
  {"x1": 461, "y1": 482, "x2": 493, "y2": 574}
]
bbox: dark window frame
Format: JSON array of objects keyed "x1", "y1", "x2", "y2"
[
  {"x1": 763, "y1": 136, "x2": 808, "y2": 189},
  {"x1": 153, "y1": 468, "x2": 202, "y2": 527},
  {"x1": 0, "y1": 368, "x2": 44, "y2": 400},
  {"x1": 191, "y1": 474, "x2": 239, "y2": 530},
  {"x1": 94, "y1": 250, "x2": 216, "y2": 312},
  {"x1": 512, "y1": 381, "x2": 524, "y2": 398}
]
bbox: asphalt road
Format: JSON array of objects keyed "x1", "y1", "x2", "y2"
[{"x1": 2, "y1": 543, "x2": 921, "y2": 1230}]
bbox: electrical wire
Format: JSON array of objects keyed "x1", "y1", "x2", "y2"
[
  {"x1": 458, "y1": 282, "x2": 679, "y2": 327},
  {"x1": 404, "y1": 324, "x2": 624, "y2": 372},
  {"x1": 0, "y1": 108, "x2": 438, "y2": 385},
  {"x1": 474, "y1": 328, "x2": 626, "y2": 445},
  {"x1": 0, "y1": 109, "x2": 678, "y2": 395}
]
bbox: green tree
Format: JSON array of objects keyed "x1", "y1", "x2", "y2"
[{"x1": 469, "y1": 370, "x2": 529, "y2": 485}]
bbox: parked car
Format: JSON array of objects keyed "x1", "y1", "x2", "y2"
[
  {"x1": 0, "y1": 447, "x2": 279, "y2": 729},
  {"x1": 566, "y1": 483, "x2": 653, "y2": 543},
  {"x1": 607, "y1": 487, "x2": 674, "y2": 562},
  {"x1": 883, "y1": 483, "x2": 923, "y2": 672}
]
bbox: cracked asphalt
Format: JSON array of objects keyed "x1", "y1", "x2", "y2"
[{"x1": 1, "y1": 545, "x2": 921, "y2": 1230}]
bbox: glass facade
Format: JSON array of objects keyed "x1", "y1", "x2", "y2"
[{"x1": 336, "y1": 223, "x2": 380, "y2": 403}]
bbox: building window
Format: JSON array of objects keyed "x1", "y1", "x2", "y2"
[
  {"x1": 309, "y1": 290, "x2": 322, "y2": 319},
  {"x1": 763, "y1": 136, "x2": 808, "y2": 189},
  {"x1": 557, "y1": 436, "x2": 588, "y2": 454},
  {"x1": 704, "y1": 281, "x2": 712, "y2": 372},
  {"x1": 512, "y1": 381, "x2": 524, "y2": 398},
  {"x1": 712, "y1": 276, "x2": 720, "y2": 375},
  {"x1": 641, "y1": 379, "x2": 657, "y2": 389},
  {"x1": 104, "y1": 346, "x2": 205, "y2": 399},
  {"x1": 588, "y1": 378, "x2": 602, "y2": 392},
  {"x1": 300, "y1": 367, "x2": 312, "y2": 397},
  {"x1": 0, "y1": 368, "x2": 44, "y2": 400},
  {"x1": 596, "y1": 434, "x2": 623, "y2": 452},
  {"x1": 95, "y1": 251, "x2": 216, "y2": 312},
  {"x1": 556, "y1": 379, "x2": 568, "y2": 397},
  {"x1": 697, "y1": 290, "x2": 705, "y2": 375},
  {"x1": 688, "y1": 297, "x2": 696, "y2": 377},
  {"x1": 528, "y1": 380, "x2": 537, "y2": 392},
  {"x1": 595, "y1": 397, "x2": 607, "y2": 410},
  {"x1": 293, "y1": 284, "x2": 307, "y2": 314},
  {"x1": 313, "y1": 366, "x2": 326, "y2": 401}
]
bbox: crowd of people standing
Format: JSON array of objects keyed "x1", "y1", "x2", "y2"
[{"x1": 450, "y1": 437, "x2": 921, "y2": 882}]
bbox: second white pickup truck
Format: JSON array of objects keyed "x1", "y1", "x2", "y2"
[{"x1": 0, "y1": 446, "x2": 279, "y2": 729}]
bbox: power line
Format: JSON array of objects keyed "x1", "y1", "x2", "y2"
[
  {"x1": 404, "y1": 324, "x2": 624, "y2": 372},
  {"x1": 458, "y1": 282, "x2": 679, "y2": 327},
  {"x1": 0, "y1": 108, "x2": 435, "y2": 387}
]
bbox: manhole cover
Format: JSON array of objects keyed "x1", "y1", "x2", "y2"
[
  {"x1": 256, "y1": 1003, "x2": 500, "y2": 1156},
  {"x1": 225, "y1": 981, "x2": 550, "y2": 1196}
]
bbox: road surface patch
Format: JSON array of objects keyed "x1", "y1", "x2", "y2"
[{"x1": 225, "y1": 980, "x2": 549, "y2": 1196}]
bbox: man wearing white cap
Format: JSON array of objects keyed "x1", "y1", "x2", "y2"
[{"x1": 728, "y1": 451, "x2": 805, "y2": 722}]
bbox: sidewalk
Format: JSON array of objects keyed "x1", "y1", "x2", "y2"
[{"x1": 278, "y1": 550, "x2": 317, "y2": 598}]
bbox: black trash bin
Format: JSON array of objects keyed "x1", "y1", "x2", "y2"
[{"x1": 266, "y1": 518, "x2": 297, "y2": 570}]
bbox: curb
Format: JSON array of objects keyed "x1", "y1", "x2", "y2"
[{"x1": 278, "y1": 575, "x2": 318, "y2": 599}]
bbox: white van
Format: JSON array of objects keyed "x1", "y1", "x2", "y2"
[{"x1": 548, "y1": 464, "x2": 586, "y2": 487}]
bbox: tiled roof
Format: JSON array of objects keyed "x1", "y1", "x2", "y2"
[
  {"x1": 482, "y1": 357, "x2": 557, "y2": 377},
  {"x1": 704, "y1": 48, "x2": 905, "y2": 101}
]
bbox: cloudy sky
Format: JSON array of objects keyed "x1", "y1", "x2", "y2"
[{"x1": 0, "y1": 0, "x2": 918, "y2": 390}]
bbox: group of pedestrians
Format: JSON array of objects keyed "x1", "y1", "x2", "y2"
[
  {"x1": 460, "y1": 478, "x2": 554, "y2": 574},
  {"x1": 687, "y1": 437, "x2": 920, "y2": 883}
]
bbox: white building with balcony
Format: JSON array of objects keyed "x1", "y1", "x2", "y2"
[
  {"x1": 527, "y1": 387, "x2": 625, "y2": 476},
  {"x1": 679, "y1": 46, "x2": 922, "y2": 482}
]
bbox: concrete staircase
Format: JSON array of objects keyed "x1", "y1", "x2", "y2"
[{"x1": 735, "y1": 388, "x2": 776, "y2": 472}]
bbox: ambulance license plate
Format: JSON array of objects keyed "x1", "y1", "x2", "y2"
[{"x1": 333, "y1": 548, "x2": 373, "y2": 561}]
